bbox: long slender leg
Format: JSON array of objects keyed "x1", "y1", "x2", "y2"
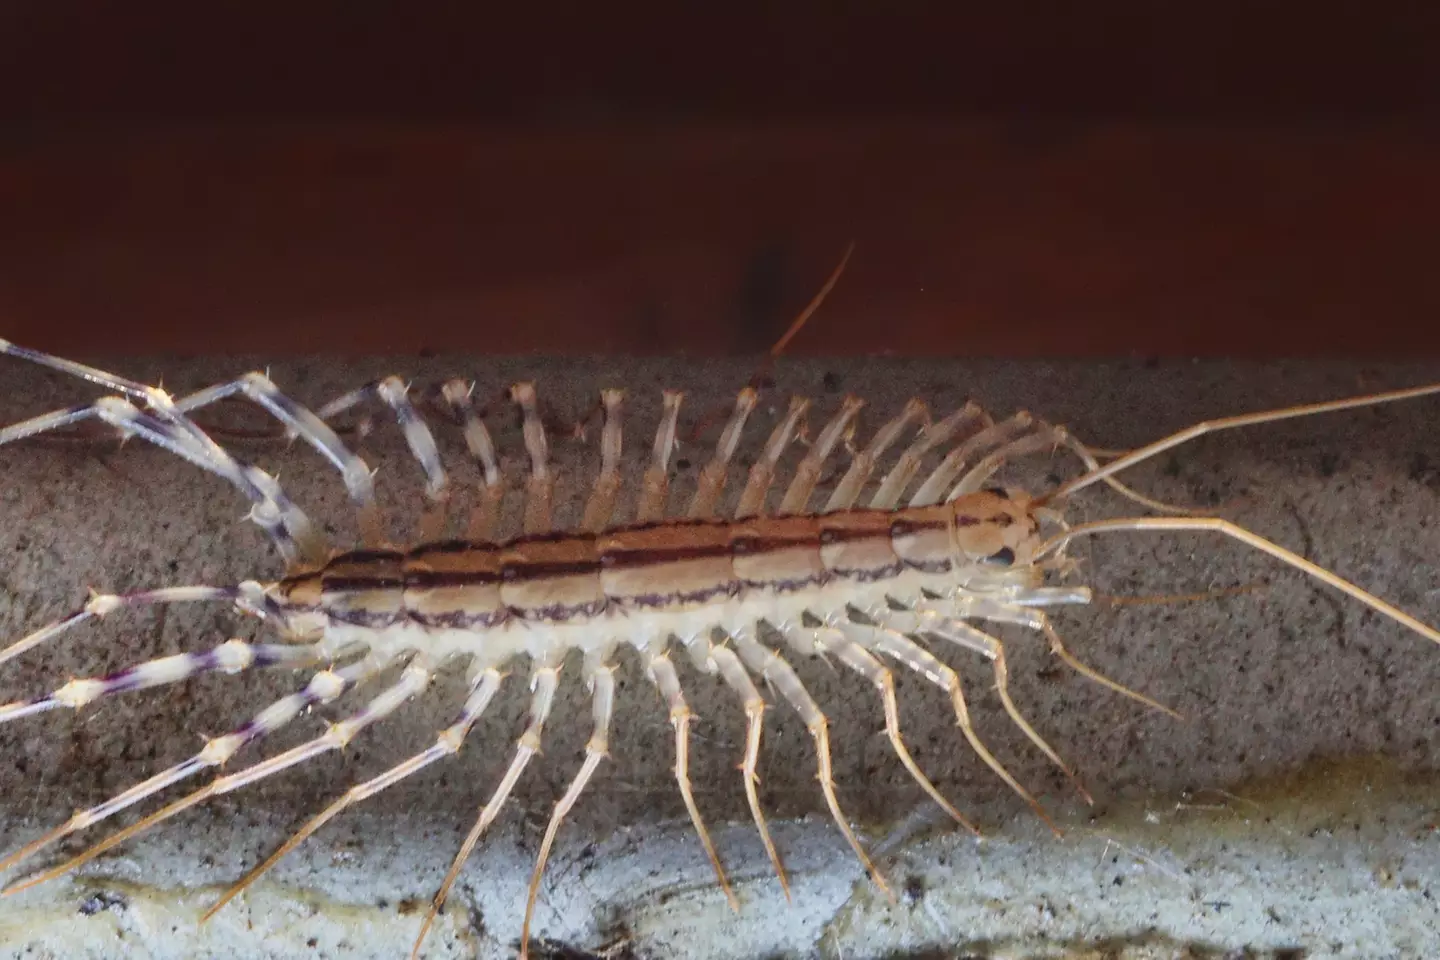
[
  {"x1": 512, "y1": 383, "x2": 554, "y2": 535},
  {"x1": 824, "y1": 398, "x2": 926, "y2": 512},
  {"x1": 3, "y1": 657, "x2": 427, "y2": 896},
  {"x1": 909, "y1": 412, "x2": 1035, "y2": 507},
  {"x1": 646, "y1": 652, "x2": 738, "y2": 908},
  {"x1": 780, "y1": 622, "x2": 980, "y2": 836},
  {"x1": 728, "y1": 627, "x2": 890, "y2": 896},
  {"x1": 0, "y1": 582, "x2": 277, "y2": 669},
  {"x1": 581, "y1": 390, "x2": 625, "y2": 533},
  {"x1": 0, "y1": 659, "x2": 367, "y2": 875},
  {"x1": 688, "y1": 388, "x2": 758, "y2": 519},
  {"x1": 439, "y1": 380, "x2": 506, "y2": 542},
  {"x1": 842, "y1": 620, "x2": 1060, "y2": 834},
  {"x1": 707, "y1": 645, "x2": 790, "y2": 898},
  {"x1": 777, "y1": 395, "x2": 864, "y2": 516},
  {"x1": 636, "y1": 390, "x2": 683, "y2": 524},
  {"x1": 200, "y1": 667, "x2": 505, "y2": 923},
  {"x1": 917, "y1": 596, "x2": 1179, "y2": 718},
  {"x1": 520, "y1": 655, "x2": 615, "y2": 959},
  {"x1": 947, "y1": 425, "x2": 1067, "y2": 500},
  {"x1": 869, "y1": 402, "x2": 990, "y2": 510},
  {"x1": 1037, "y1": 516, "x2": 1440, "y2": 647},
  {"x1": 0, "y1": 638, "x2": 323, "y2": 726},
  {"x1": 413, "y1": 659, "x2": 561, "y2": 959},
  {"x1": 315, "y1": 377, "x2": 451, "y2": 541},
  {"x1": 901, "y1": 614, "x2": 1091, "y2": 804},
  {"x1": 734, "y1": 396, "x2": 810, "y2": 520}
]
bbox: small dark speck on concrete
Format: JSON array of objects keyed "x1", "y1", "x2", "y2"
[
  {"x1": 78, "y1": 890, "x2": 128, "y2": 916},
  {"x1": 1318, "y1": 452, "x2": 1340, "y2": 478},
  {"x1": 675, "y1": 458, "x2": 691, "y2": 471},
  {"x1": 822, "y1": 371, "x2": 842, "y2": 392},
  {"x1": 902, "y1": 873, "x2": 926, "y2": 906}
]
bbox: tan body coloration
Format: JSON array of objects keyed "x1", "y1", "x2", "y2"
[{"x1": 2, "y1": 338, "x2": 1440, "y2": 960}]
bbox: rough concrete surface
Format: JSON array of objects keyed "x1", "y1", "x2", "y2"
[{"x1": 0, "y1": 353, "x2": 1438, "y2": 959}]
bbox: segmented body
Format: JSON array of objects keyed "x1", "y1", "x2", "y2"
[{"x1": 2, "y1": 341, "x2": 1438, "y2": 959}]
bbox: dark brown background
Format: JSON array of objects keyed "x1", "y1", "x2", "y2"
[{"x1": 3, "y1": 3, "x2": 1439, "y2": 358}]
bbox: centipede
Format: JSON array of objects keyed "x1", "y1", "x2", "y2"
[{"x1": 1, "y1": 334, "x2": 1438, "y2": 959}]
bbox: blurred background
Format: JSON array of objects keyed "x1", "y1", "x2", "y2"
[{"x1": 2, "y1": 2, "x2": 1439, "y2": 358}]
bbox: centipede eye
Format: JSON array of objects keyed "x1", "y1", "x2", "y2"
[{"x1": 984, "y1": 546, "x2": 1016, "y2": 567}]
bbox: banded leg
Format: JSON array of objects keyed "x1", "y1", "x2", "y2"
[
  {"x1": 521, "y1": 656, "x2": 616, "y2": 958},
  {"x1": 439, "y1": 380, "x2": 506, "y2": 542},
  {"x1": 414, "y1": 660, "x2": 561, "y2": 958},
  {"x1": 636, "y1": 390, "x2": 683, "y2": 524},
  {"x1": 910, "y1": 412, "x2": 1035, "y2": 507},
  {"x1": 0, "y1": 382, "x2": 318, "y2": 565},
  {"x1": 316, "y1": 377, "x2": 451, "y2": 541},
  {"x1": 781, "y1": 622, "x2": 980, "y2": 836},
  {"x1": 0, "y1": 582, "x2": 277, "y2": 669},
  {"x1": 0, "y1": 660, "x2": 370, "y2": 883},
  {"x1": 846, "y1": 620, "x2": 1060, "y2": 834},
  {"x1": 734, "y1": 396, "x2": 810, "y2": 520},
  {"x1": 688, "y1": 388, "x2": 758, "y2": 519},
  {"x1": 707, "y1": 645, "x2": 790, "y2": 898},
  {"x1": 0, "y1": 637, "x2": 323, "y2": 726},
  {"x1": 647, "y1": 652, "x2": 738, "y2": 908},
  {"x1": 201, "y1": 667, "x2": 505, "y2": 923},
  {"x1": 729, "y1": 628, "x2": 890, "y2": 896},
  {"x1": 4, "y1": 658, "x2": 428, "y2": 896},
  {"x1": 172, "y1": 372, "x2": 383, "y2": 548},
  {"x1": 869, "y1": 402, "x2": 990, "y2": 510},
  {"x1": 777, "y1": 395, "x2": 864, "y2": 515},
  {"x1": 512, "y1": 383, "x2": 554, "y2": 535},
  {"x1": 581, "y1": 390, "x2": 625, "y2": 533},
  {"x1": 824, "y1": 398, "x2": 926, "y2": 512}
]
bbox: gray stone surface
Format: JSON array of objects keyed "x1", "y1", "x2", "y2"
[{"x1": 0, "y1": 353, "x2": 1438, "y2": 958}]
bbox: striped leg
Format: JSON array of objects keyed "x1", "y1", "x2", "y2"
[
  {"x1": 647, "y1": 652, "x2": 737, "y2": 908},
  {"x1": 0, "y1": 581, "x2": 277, "y2": 669},
  {"x1": 0, "y1": 660, "x2": 365, "y2": 877},
  {"x1": 635, "y1": 390, "x2": 683, "y2": 524},
  {"x1": 3, "y1": 658, "x2": 428, "y2": 897},
  {"x1": 688, "y1": 388, "x2": 758, "y2": 519},
  {"x1": 201, "y1": 667, "x2": 505, "y2": 923},
  {"x1": 729, "y1": 627, "x2": 890, "y2": 897},
  {"x1": 413, "y1": 660, "x2": 561, "y2": 959},
  {"x1": 315, "y1": 377, "x2": 451, "y2": 541},
  {"x1": 0, "y1": 357, "x2": 319, "y2": 564},
  {"x1": 777, "y1": 396, "x2": 864, "y2": 515},
  {"x1": 869, "y1": 402, "x2": 990, "y2": 510},
  {"x1": 0, "y1": 637, "x2": 322, "y2": 726},
  {"x1": 734, "y1": 396, "x2": 809, "y2": 520},
  {"x1": 780, "y1": 622, "x2": 980, "y2": 837},
  {"x1": 707, "y1": 644, "x2": 790, "y2": 898},
  {"x1": 439, "y1": 380, "x2": 506, "y2": 542},
  {"x1": 845, "y1": 620, "x2": 1060, "y2": 834},
  {"x1": 520, "y1": 655, "x2": 616, "y2": 958},
  {"x1": 824, "y1": 398, "x2": 927, "y2": 512}
]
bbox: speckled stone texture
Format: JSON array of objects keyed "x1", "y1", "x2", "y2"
[{"x1": 0, "y1": 354, "x2": 1438, "y2": 959}]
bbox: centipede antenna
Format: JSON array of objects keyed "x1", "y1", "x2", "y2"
[{"x1": 1047, "y1": 381, "x2": 1440, "y2": 503}]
